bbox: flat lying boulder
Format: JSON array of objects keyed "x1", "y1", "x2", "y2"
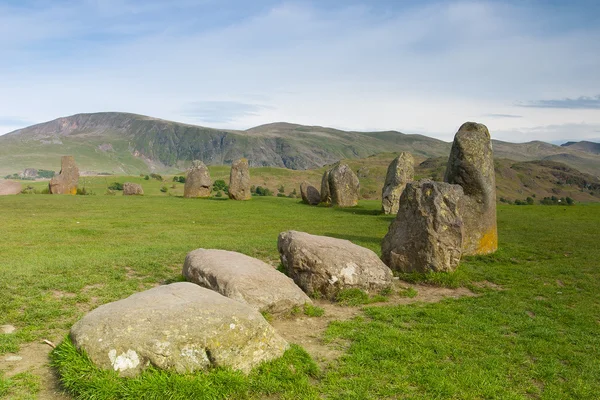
[
  {"x1": 328, "y1": 163, "x2": 360, "y2": 207},
  {"x1": 184, "y1": 160, "x2": 212, "y2": 198},
  {"x1": 49, "y1": 156, "x2": 79, "y2": 195},
  {"x1": 123, "y1": 182, "x2": 143, "y2": 196},
  {"x1": 300, "y1": 182, "x2": 320, "y2": 205},
  {"x1": 444, "y1": 122, "x2": 497, "y2": 255},
  {"x1": 278, "y1": 231, "x2": 393, "y2": 299},
  {"x1": 320, "y1": 170, "x2": 331, "y2": 204},
  {"x1": 183, "y1": 249, "x2": 312, "y2": 316},
  {"x1": 381, "y1": 152, "x2": 414, "y2": 214},
  {"x1": 229, "y1": 158, "x2": 251, "y2": 200},
  {"x1": 381, "y1": 180, "x2": 464, "y2": 273},
  {"x1": 70, "y1": 282, "x2": 288, "y2": 377},
  {"x1": 0, "y1": 180, "x2": 21, "y2": 196}
]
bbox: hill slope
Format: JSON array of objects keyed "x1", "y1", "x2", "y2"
[{"x1": 1, "y1": 112, "x2": 599, "y2": 177}]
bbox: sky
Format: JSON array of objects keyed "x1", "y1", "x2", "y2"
[{"x1": 0, "y1": 0, "x2": 599, "y2": 143}]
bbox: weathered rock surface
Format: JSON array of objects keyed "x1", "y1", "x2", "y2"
[
  {"x1": 278, "y1": 231, "x2": 393, "y2": 299},
  {"x1": 49, "y1": 156, "x2": 79, "y2": 195},
  {"x1": 21, "y1": 168, "x2": 38, "y2": 179},
  {"x1": 444, "y1": 122, "x2": 497, "y2": 255},
  {"x1": 183, "y1": 249, "x2": 312, "y2": 315},
  {"x1": 184, "y1": 160, "x2": 212, "y2": 198},
  {"x1": 70, "y1": 282, "x2": 288, "y2": 377},
  {"x1": 328, "y1": 163, "x2": 360, "y2": 207},
  {"x1": 300, "y1": 182, "x2": 320, "y2": 205},
  {"x1": 0, "y1": 180, "x2": 21, "y2": 196},
  {"x1": 381, "y1": 180, "x2": 464, "y2": 273},
  {"x1": 320, "y1": 170, "x2": 331, "y2": 204},
  {"x1": 228, "y1": 158, "x2": 251, "y2": 200},
  {"x1": 382, "y1": 152, "x2": 414, "y2": 214},
  {"x1": 123, "y1": 182, "x2": 144, "y2": 195}
]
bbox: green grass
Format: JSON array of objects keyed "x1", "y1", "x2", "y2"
[{"x1": 1, "y1": 195, "x2": 599, "y2": 399}]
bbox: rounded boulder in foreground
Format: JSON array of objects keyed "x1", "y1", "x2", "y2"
[{"x1": 69, "y1": 282, "x2": 289, "y2": 377}]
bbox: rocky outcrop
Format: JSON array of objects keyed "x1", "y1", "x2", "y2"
[
  {"x1": 183, "y1": 249, "x2": 312, "y2": 316},
  {"x1": 278, "y1": 231, "x2": 393, "y2": 299},
  {"x1": 123, "y1": 182, "x2": 143, "y2": 195},
  {"x1": 444, "y1": 122, "x2": 497, "y2": 255},
  {"x1": 320, "y1": 170, "x2": 331, "y2": 204},
  {"x1": 184, "y1": 160, "x2": 212, "y2": 198},
  {"x1": 300, "y1": 182, "x2": 320, "y2": 205},
  {"x1": 381, "y1": 152, "x2": 414, "y2": 214},
  {"x1": 21, "y1": 168, "x2": 38, "y2": 179},
  {"x1": 49, "y1": 156, "x2": 79, "y2": 195},
  {"x1": 69, "y1": 282, "x2": 288, "y2": 377},
  {"x1": 228, "y1": 158, "x2": 251, "y2": 200},
  {"x1": 0, "y1": 180, "x2": 21, "y2": 196},
  {"x1": 381, "y1": 180, "x2": 464, "y2": 273},
  {"x1": 328, "y1": 163, "x2": 360, "y2": 207}
]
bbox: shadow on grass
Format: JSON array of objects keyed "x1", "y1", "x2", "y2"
[
  {"x1": 330, "y1": 206, "x2": 382, "y2": 216},
  {"x1": 324, "y1": 232, "x2": 383, "y2": 246}
]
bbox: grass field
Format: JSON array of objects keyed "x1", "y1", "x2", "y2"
[{"x1": 0, "y1": 194, "x2": 599, "y2": 399}]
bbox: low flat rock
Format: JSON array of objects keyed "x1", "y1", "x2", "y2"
[
  {"x1": 183, "y1": 249, "x2": 312, "y2": 316},
  {"x1": 70, "y1": 282, "x2": 288, "y2": 377},
  {"x1": 123, "y1": 182, "x2": 143, "y2": 195},
  {"x1": 300, "y1": 182, "x2": 320, "y2": 205},
  {"x1": 0, "y1": 180, "x2": 21, "y2": 196},
  {"x1": 278, "y1": 231, "x2": 393, "y2": 300}
]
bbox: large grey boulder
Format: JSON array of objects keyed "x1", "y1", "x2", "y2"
[
  {"x1": 320, "y1": 170, "x2": 331, "y2": 204},
  {"x1": 382, "y1": 152, "x2": 414, "y2": 214},
  {"x1": 381, "y1": 180, "x2": 464, "y2": 273},
  {"x1": 183, "y1": 249, "x2": 312, "y2": 316},
  {"x1": 278, "y1": 231, "x2": 393, "y2": 300},
  {"x1": 328, "y1": 163, "x2": 360, "y2": 207},
  {"x1": 184, "y1": 160, "x2": 212, "y2": 198},
  {"x1": 300, "y1": 182, "x2": 320, "y2": 205},
  {"x1": 49, "y1": 156, "x2": 79, "y2": 195},
  {"x1": 444, "y1": 122, "x2": 497, "y2": 255},
  {"x1": 70, "y1": 282, "x2": 288, "y2": 377},
  {"x1": 0, "y1": 180, "x2": 21, "y2": 196},
  {"x1": 228, "y1": 158, "x2": 251, "y2": 200},
  {"x1": 123, "y1": 182, "x2": 143, "y2": 196}
]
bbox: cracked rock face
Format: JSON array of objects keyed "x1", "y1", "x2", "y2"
[
  {"x1": 277, "y1": 231, "x2": 393, "y2": 300},
  {"x1": 182, "y1": 249, "x2": 312, "y2": 316},
  {"x1": 49, "y1": 156, "x2": 79, "y2": 195},
  {"x1": 228, "y1": 158, "x2": 251, "y2": 200},
  {"x1": 69, "y1": 282, "x2": 288, "y2": 377},
  {"x1": 184, "y1": 160, "x2": 212, "y2": 198},
  {"x1": 381, "y1": 152, "x2": 414, "y2": 215},
  {"x1": 381, "y1": 180, "x2": 464, "y2": 273},
  {"x1": 444, "y1": 122, "x2": 497, "y2": 255}
]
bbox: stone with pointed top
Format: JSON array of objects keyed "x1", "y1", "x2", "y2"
[{"x1": 381, "y1": 152, "x2": 414, "y2": 214}]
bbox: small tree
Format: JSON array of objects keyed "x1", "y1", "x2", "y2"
[
  {"x1": 526, "y1": 197, "x2": 534, "y2": 205},
  {"x1": 566, "y1": 197, "x2": 574, "y2": 205},
  {"x1": 213, "y1": 179, "x2": 228, "y2": 193}
]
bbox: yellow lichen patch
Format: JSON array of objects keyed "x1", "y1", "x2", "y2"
[
  {"x1": 70, "y1": 187, "x2": 77, "y2": 195},
  {"x1": 477, "y1": 227, "x2": 498, "y2": 254}
]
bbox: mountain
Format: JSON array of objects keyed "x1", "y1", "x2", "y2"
[
  {"x1": 1, "y1": 112, "x2": 599, "y2": 177},
  {"x1": 561, "y1": 141, "x2": 600, "y2": 155}
]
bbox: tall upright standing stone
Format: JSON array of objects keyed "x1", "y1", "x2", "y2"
[
  {"x1": 49, "y1": 156, "x2": 79, "y2": 195},
  {"x1": 328, "y1": 163, "x2": 360, "y2": 207},
  {"x1": 184, "y1": 160, "x2": 212, "y2": 198},
  {"x1": 228, "y1": 158, "x2": 251, "y2": 200},
  {"x1": 444, "y1": 122, "x2": 497, "y2": 255},
  {"x1": 381, "y1": 152, "x2": 414, "y2": 214},
  {"x1": 320, "y1": 170, "x2": 331, "y2": 205}
]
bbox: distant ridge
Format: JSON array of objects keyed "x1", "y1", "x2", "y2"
[
  {"x1": 561, "y1": 140, "x2": 600, "y2": 155},
  {"x1": 1, "y1": 112, "x2": 599, "y2": 177}
]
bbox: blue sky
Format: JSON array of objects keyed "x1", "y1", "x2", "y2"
[{"x1": 0, "y1": 0, "x2": 599, "y2": 142}]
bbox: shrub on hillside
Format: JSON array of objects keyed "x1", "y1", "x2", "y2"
[
  {"x1": 108, "y1": 182, "x2": 123, "y2": 191},
  {"x1": 213, "y1": 179, "x2": 228, "y2": 193}
]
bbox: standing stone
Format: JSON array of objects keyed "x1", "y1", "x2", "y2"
[
  {"x1": 69, "y1": 283, "x2": 288, "y2": 377},
  {"x1": 328, "y1": 163, "x2": 360, "y2": 207},
  {"x1": 381, "y1": 152, "x2": 414, "y2": 215},
  {"x1": 49, "y1": 156, "x2": 79, "y2": 195},
  {"x1": 183, "y1": 249, "x2": 312, "y2": 316},
  {"x1": 184, "y1": 160, "x2": 212, "y2": 198},
  {"x1": 228, "y1": 158, "x2": 251, "y2": 200},
  {"x1": 320, "y1": 170, "x2": 331, "y2": 204},
  {"x1": 123, "y1": 182, "x2": 144, "y2": 195},
  {"x1": 278, "y1": 231, "x2": 393, "y2": 300},
  {"x1": 300, "y1": 182, "x2": 320, "y2": 205},
  {"x1": 382, "y1": 180, "x2": 464, "y2": 273},
  {"x1": 444, "y1": 122, "x2": 497, "y2": 255},
  {"x1": 0, "y1": 180, "x2": 21, "y2": 196}
]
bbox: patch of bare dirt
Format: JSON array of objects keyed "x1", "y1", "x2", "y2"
[
  {"x1": 51, "y1": 290, "x2": 76, "y2": 299},
  {"x1": 471, "y1": 280, "x2": 504, "y2": 290},
  {"x1": 271, "y1": 280, "x2": 475, "y2": 367}
]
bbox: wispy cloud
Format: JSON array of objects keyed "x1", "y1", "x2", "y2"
[
  {"x1": 182, "y1": 101, "x2": 273, "y2": 124},
  {"x1": 484, "y1": 114, "x2": 522, "y2": 118},
  {"x1": 518, "y1": 95, "x2": 600, "y2": 109}
]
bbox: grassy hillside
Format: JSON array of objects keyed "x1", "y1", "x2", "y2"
[{"x1": 0, "y1": 195, "x2": 599, "y2": 399}]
